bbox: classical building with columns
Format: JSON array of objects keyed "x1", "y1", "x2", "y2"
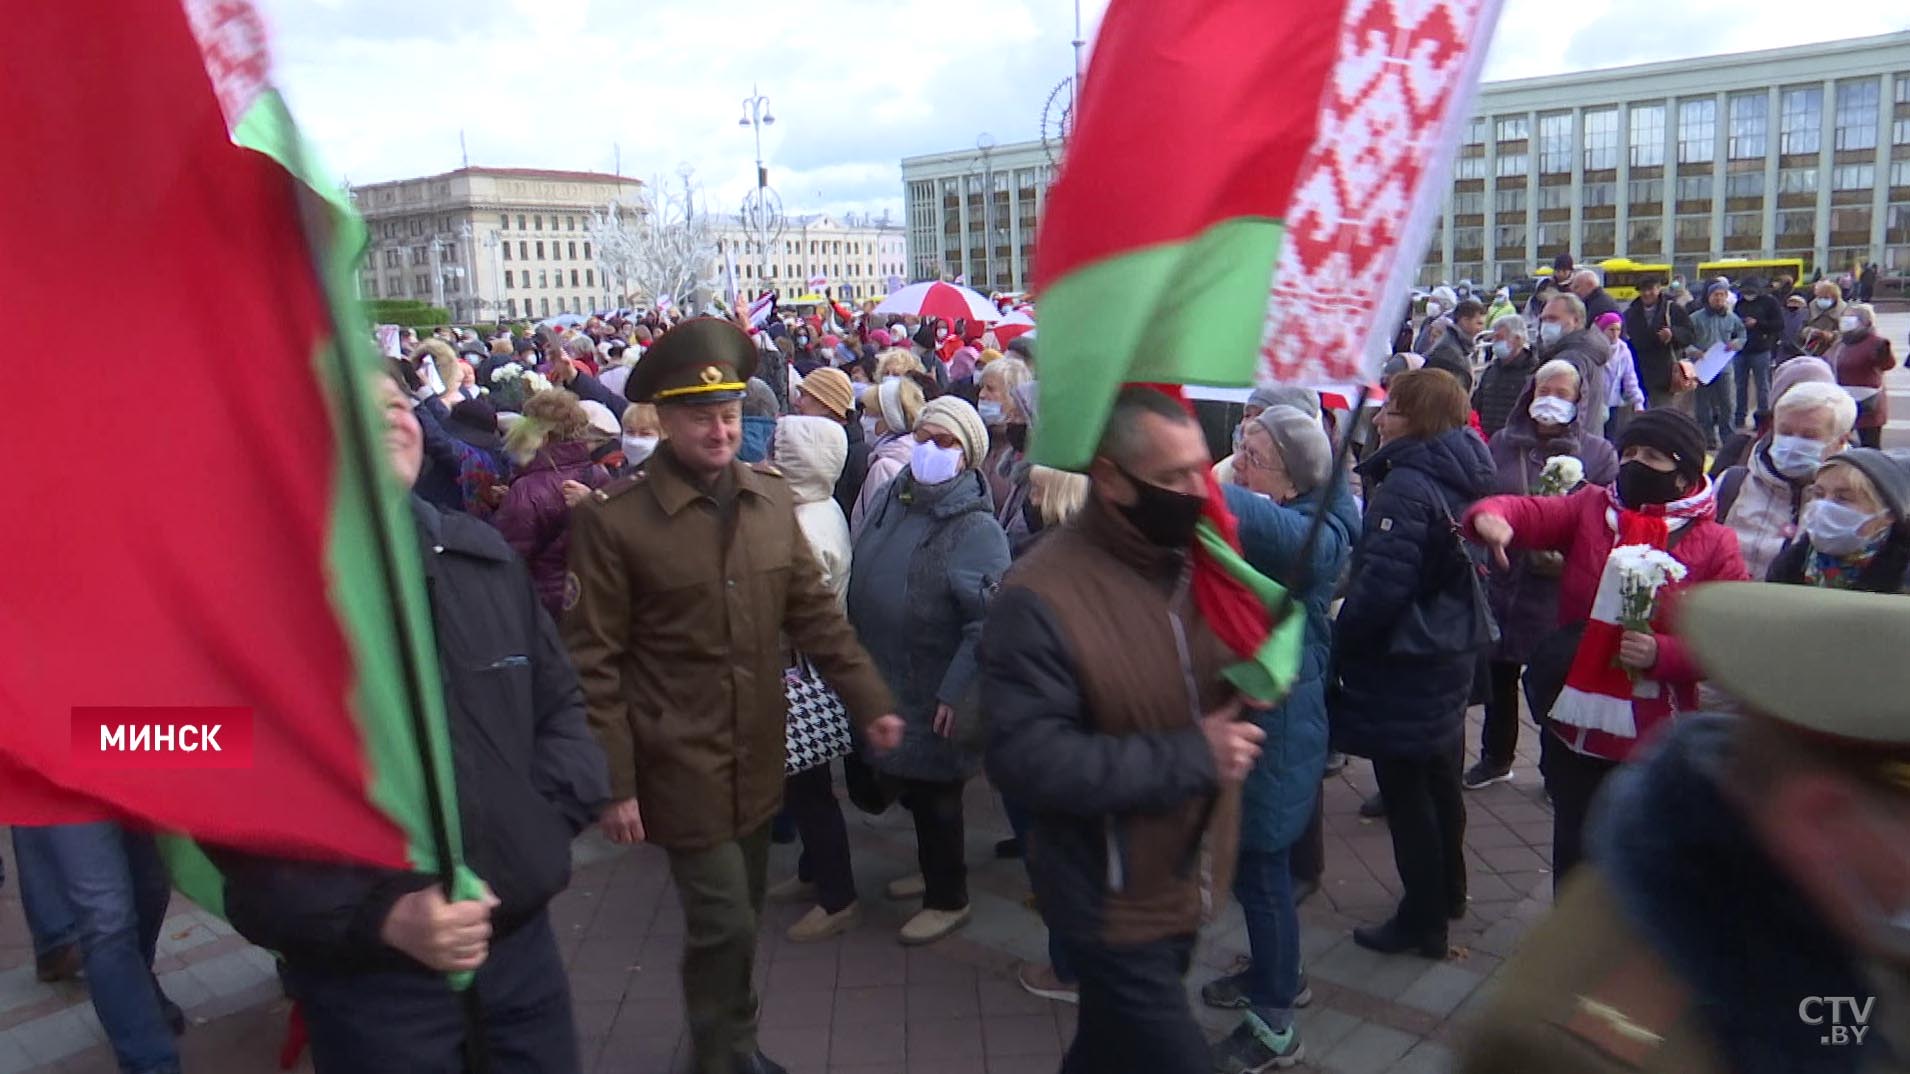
[
  {"x1": 1420, "y1": 31, "x2": 1910, "y2": 287},
  {"x1": 352, "y1": 167, "x2": 641, "y2": 323}
]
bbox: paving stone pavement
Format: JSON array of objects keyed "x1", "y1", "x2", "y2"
[{"x1": 1, "y1": 707, "x2": 1556, "y2": 1074}]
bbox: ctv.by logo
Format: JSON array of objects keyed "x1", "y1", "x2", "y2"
[{"x1": 1799, "y1": 996, "x2": 1874, "y2": 1046}]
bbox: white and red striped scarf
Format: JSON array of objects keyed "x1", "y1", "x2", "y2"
[{"x1": 1550, "y1": 479, "x2": 1715, "y2": 738}]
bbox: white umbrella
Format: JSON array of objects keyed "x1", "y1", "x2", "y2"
[
  {"x1": 991, "y1": 309, "x2": 1036, "y2": 345},
  {"x1": 873, "y1": 281, "x2": 1000, "y2": 324}
]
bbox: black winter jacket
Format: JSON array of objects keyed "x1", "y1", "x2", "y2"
[
  {"x1": 1622, "y1": 297, "x2": 1694, "y2": 398},
  {"x1": 1331, "y1": 429, "x2": 1496, "y2": 760},
  {"x1": 1472, "y1": 345, "x2": 1539, "y2": 439},
  {"x1": 833, "y1": 414, "x2": 872, "y2": 518},
  {"x1": 1735, "y1": 293, "x2": 1784, "y2": 355},
  {"x1": 213, "y1": 499, "x2": 609, "y2": 973}
]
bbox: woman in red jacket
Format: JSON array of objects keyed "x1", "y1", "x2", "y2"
[
  {"x1": 1824, "y1": 302, "x2": 1897, "y2": 449},
  {"x1": 1462, "y1": 410, "x2": 1748, "y2": 887}
]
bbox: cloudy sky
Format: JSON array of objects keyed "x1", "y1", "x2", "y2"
[{"x1": 259, "y1": 0, "x2": 1904, "y2": 221}]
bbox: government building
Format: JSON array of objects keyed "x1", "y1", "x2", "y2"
[
  {"x1": 900, "y1": 32, "x2": 1910, "y2": 296},
  {"x1": 351, "y1": 167, "x2": 640, "y2": 323},
  {"x1": 712, "y1": 212, "x2": 908, "y2": 302}
]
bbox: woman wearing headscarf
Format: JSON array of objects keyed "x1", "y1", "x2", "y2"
[
  {"x1": 850, "y1": 375, "x2": 927, "y2": 536},
  {"x1": 1768, "y1": 448, "x2": 1910, "y2": 592},
  {"x1": 1201, "y1": 406, "x2": 1360, "y2": 1071},
  {"x1": 490, "y1": 389, "x2": 611, "y2": 619},
  {"x1": 1824, "y1": 302, "x2": 1897, "y2": 449},
  {"x1": 847, "y1": 397, "x2": 1011, "y2": 945},
  {"x1": 1464, "y1": 409, "x2": 1749, "y2": 888},
  {"x1": 1467, "y1": 358, "x2": 1618, "y2": 792},
  {"x1": 1332, "y1": 370, "x2": 1496, "y2": 958},
  {"x1": 765, "y1": 416, "x2": 867, "y2": 943}
]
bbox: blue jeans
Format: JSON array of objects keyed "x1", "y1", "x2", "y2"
[
  {"x1": 1002, "y1": 797, "x2": 1077, "y2": 984},
  {"x1": 12, "y1": 823, "x2": 178, "y2": 1074},
  {"x1": 10, "y1": 827, "x2": 81, "y2": 957},
  {"x1": 1233, "y1": 847, "x2": 1303, "y2": 1031},
  {"x1": 1734, "y1": 348, "x2": 1774, "y2": 429}
]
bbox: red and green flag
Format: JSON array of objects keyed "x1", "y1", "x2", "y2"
[
  {"x1": 0, "y1": 1, "x2": 476, "y2": 909},
  {"x1": 1033, "y1": 0, "x2": 1502, "y2": 699}
]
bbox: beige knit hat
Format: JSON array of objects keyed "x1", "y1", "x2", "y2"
[
  {"x1": 917, "y1": 396, "x2": 989, "y2": 470},
  {"x1": 799, "y1": 367, "x2": 854, "y2": 420}
]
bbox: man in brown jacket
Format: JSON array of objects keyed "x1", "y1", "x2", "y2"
[
  {"x1": 565, "y1": 317, "x2": 902, "y2": 1074},
  {"x1": 981, "y1": 386, "x2": 1266, "y2": 1074}
]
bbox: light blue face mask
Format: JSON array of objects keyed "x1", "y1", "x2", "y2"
[
  {"x1": 977, "y1": 400, "x2": 1005, "y2": 426},
  {"x1": 1539, "y1": 321, "x2": 1565, "y2": 346},
  {"x1": 1767, "y1": 434, "x2": 1824, "y2": 479}
]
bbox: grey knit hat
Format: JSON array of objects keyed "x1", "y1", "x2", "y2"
[
  {"x1": 1826, "y1": 448, "x2": 1910, "y2": 522},
  {"x1": 743, "y1": 378, "x2": 778, "y2": 419},
  {"x1": 1251, "y1": 405, "x2": 1334, "y2": 496},
  {"x1": 918, "y1": 396, "x2": 990, "y2": 470},
  {"x1": 1248, "y1": 385, "x2": 1321, "y2": 420}
]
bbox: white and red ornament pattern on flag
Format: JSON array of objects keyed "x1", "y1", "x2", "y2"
[
  {"x1": 1259, "y1": 0, "x2": 1504, "y2": 389},
  {"x1": 182, "y1": 0, "x2": 271, "y2": 135}
]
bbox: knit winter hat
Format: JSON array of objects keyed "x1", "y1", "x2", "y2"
[
  {"x1": 918, "y1": 396, "x2": 989, "y2": 470},
  {"x1": 1771, "y1": 355, "x2": 1835, "y2": 406},
  {"x1": 875, "y1": 376, "x2": 924, "y2": 434},
  {"x1": 1824, "y1": 448, "x2": 1910, "y2": 523},
  {"x1": 1248, "y1": 385, "x2": 1321, "y2": 420},
  {"x1": 1618, "y1": 409, "x2": 1707, "y2": 483},
  {"x1": 1252, "y1": 404, "x2": 1333, "y2": 495},
  {"x1": 799, "y1": 367, "x2": 854, "y2": 420}
]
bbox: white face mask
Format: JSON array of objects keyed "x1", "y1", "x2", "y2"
[
  {"x1": 1539, "y1": 321, "x2": 1565, "y2": 345},
  {"x1": 1814, "y1": 297, "x2": 1835, "y2": 310},
  {"x1": 620, "y1": 434, "x2": 658, "y2": 467},
  {"x1": 1425, "y1": 301, "x2": 1443, "y2": 318},
  {"x1": 1528, "y1": 395, "x2": 1577, "y2": 427},
  {"x1": 1802, "y1": 498, "x2": 1883, "y2": 556},
  {"x1": 861, "y1": 415, "x2": 881, "y2": 439},
  {"x1": 1767, "y1": 434, "x2": 1824, "y2": 479},
  {"x1": 934, "y1": 328, "x2": 949, "y2": 342},
  {"x1": 1839, "y1": 315, "x2": 1862, "y2": 333},
  {"x1": 909, "y1": 440, "x2": 965, "y2": 485}
]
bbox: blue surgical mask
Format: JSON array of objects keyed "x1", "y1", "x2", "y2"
[
  {"x1": 1802, "y1": 498, "x2": 1884, "y2": 556},
  {"x1": 977, "y1": 400, "x2": 1005, "y2": 426},
  {"x1": 1767, "y1": 434, "x2": 1824, "y2": 480},
  {"x1": 1539, "y1": 322, "x2": 1565, "y2": 346},
  {"x1": 1492, "y1": 340, "x2": 1512, "y2": 360}
]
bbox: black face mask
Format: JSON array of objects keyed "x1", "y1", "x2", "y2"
[
  {"x1": 1115, "y1": 465, "x2": 1206, "y2": 548},
  {"x1": 1617, "y1": 460, "x2": 1685, "y2": 508},
  {"x1": 1004, "y1": 423, "x2": 1029, "y2": 453}
]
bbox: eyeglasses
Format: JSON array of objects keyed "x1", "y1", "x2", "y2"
[
  {"x1": 915, "y1": 429, "x2": 961, "y2": 451},
  {"x1": 1241, "y1": 447, "x2": 1281, "y2": 472}
]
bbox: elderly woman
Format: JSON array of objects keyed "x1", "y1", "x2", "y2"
[
  {"x1": 850, "y1": 375, "x2": 927, "y2": 535},
  {"x1": 1465, "y1": 409, "x2": 1749, "y2": 888},
  {"x1": 977, "y1": 357, "x2": 1034, "y2": 513},
  {"x1": 1467, "y1": 358, "x2": 1618, "y2": 791},
  {"x1": 848, "y1": 396, "x2": 1011, "y2": 946},
  {"x1": 1201, "y1": 406, "x2": 1359, "y2": 1070},
  {"x1": 1768, "y1": 448, "x2": 1910, "y2": 591},
  {"x1": 491, "y1": 389, "x2": 611, "y2": 618},
  {"x1": 1825, "y1": 303, "x2": 1897, "y2": 449},
  {"x1": 1798, "y1": 279, "x2": 1848, "y2": 357},
  {"x1": 1471, "y1": 313, "x2": 1540, "y2": 439},
  {"x1": 1596, "y1": 311, "x2": 1645, "y2": 439},
  {"x1": 1333, "y1": 370, "x2": 1496, "y2": 957},
  {"x1": 1715, "y1": 380, "x2": 1856, "y2": 581}
]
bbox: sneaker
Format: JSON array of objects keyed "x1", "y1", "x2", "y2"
[
  {"x1": 1202, "y1": 969, "x2": 1313, "y2": 1010},
  {"x1": 1017, "y1": 962, "x2": 1079, "y2": 1004},
  {"x1": 1211, "y1": 1011, "x2": 1304, "y2": 1072},
  {"x1": 884, "y1": 873, "x2": 926, "y2": 901},
  {"x1": 898, "y1": 906, "x2": 971, "y2": 945},
  {"x1": 35, "y1": 945, "x2": 82, "y2": 983},
  {"x1": 1462, "y1": 759, "x2": 1514, "y2": 790},
  {"x1": 765, "y1": 875, "x2": 817, "y2": 904},
  {"x1": 786, "y1": 902, "x2": 860, "y2": 943},
  {"x1": 1359, "y1": 792, "x2": 1386, "y2": 819}
]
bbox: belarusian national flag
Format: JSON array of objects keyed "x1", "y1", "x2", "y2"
[
  {"x1": 0, "y1": 0, "x2": 471, "y2": 893},
  {"x1": 1032, "y1": 0, "x2": 1504, "y2": 470}
]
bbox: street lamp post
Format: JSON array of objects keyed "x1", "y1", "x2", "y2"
[
  {"x1": 483, "y1": 228, "x2": 503, "y2": 320},
  {"x1": 976, "y1": 133, "x2": 996, "y2": 290},
  {"x1": 738, "y1": 86, "x2": 777, "y2": 284}
]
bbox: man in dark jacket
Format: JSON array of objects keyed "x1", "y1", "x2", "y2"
[
  {"x1": 1536, "y1": 292, "x2": 1614, "y2": 432},
  {"x1": 1622, "y1": 277, "x2": 1694, "y2": 407},
  {"x1": 983, "y1": 386, "x2": 1267, "y2": 1074},
  {"x1": 212, "y1": 372, "x2": 610, "y2": 1073},
  {"x1": 1424, "y1": 299, "x2": 1486, "y2": 389},
  {"x1": 1732, "y1": 277, "x2": 1785, "y2": 431},
  {"x1": 1569, "y1": 269, "x2": 1621, "y2": 325},
  {"x1": 1472, "y1": 314, "x2": 1539, "y2": 438}
]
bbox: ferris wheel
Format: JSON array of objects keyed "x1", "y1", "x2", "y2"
[{"x1": 1040, "y1": 76, "x2": 1074, "y2": 169}]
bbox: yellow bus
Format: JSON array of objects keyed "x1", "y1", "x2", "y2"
[
  {"x1": 1595, "y1": 259, "x2": 1673, "y2": 302},
  {"x1": 1696, "y1": 258, "x2": 1807, "y2": 287}
]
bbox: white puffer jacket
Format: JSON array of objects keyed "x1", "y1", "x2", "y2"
[
  {"x1": 1721, "y1": 443, "x2": 1808, "y2": 582},
  {"x1": 775, "y1": 416, "x2": 853, "y2": 605}
]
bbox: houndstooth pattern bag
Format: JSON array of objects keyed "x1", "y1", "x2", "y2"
[{"x1": 784, "y1": 655, "x2": 852, "y2": 775}]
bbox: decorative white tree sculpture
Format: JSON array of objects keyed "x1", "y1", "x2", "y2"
[{"x1": 588, "y1": 166, "x2": 719, "y2": 311}]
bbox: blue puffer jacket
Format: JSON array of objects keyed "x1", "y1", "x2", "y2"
[
  {"x1": 1331, "y1": 427, "x2": 1496, "y2": 760},
  {"x1": 1223, "y1": 481, "x2": 1359, "y2": 852}
]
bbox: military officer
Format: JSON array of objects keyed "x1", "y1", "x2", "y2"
[
  {"x1": 564, "y1": 316, "x2": 903, "y2": 1074},
  {"x1": 1458, "y1": 584, "x2": 1910, "y2": 1074}
]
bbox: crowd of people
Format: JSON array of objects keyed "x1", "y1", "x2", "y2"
[{"x1": 6, "y1": 262, "x2": 1909, "y2": 1074}]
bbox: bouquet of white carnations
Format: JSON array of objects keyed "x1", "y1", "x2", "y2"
[
  {"x1": 1609, "y1": 543, "x2": 1688, "y2": 636},
  {"x1": 1535, "y1": 455, "x2": 1584, "y2": 497}
]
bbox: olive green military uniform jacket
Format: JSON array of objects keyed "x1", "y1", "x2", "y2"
[{"x1": 564, "y1": 444, "x2": 893, "y2": 851}]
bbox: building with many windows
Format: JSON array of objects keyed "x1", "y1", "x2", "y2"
[
  {"x1": 901, "y1": 141, "x2": 1058, "y2": 293},
  {"x1": 352, "y1": 167, "x2": 640, "y2": 323},
  {"x1": 712, "y1": 213, "x2": 908, "y2": 301},
  {"x1": 1421, "y1": 32, "x2": 1910, "y2": 287}
]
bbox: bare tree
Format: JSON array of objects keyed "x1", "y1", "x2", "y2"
[{"x1": 588, "y1": 167, "x2": 719, "y2": 311}]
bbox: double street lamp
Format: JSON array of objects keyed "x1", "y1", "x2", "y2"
[{"x1": 738, "y1": 86, "x2": 782, "y2": 285}]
